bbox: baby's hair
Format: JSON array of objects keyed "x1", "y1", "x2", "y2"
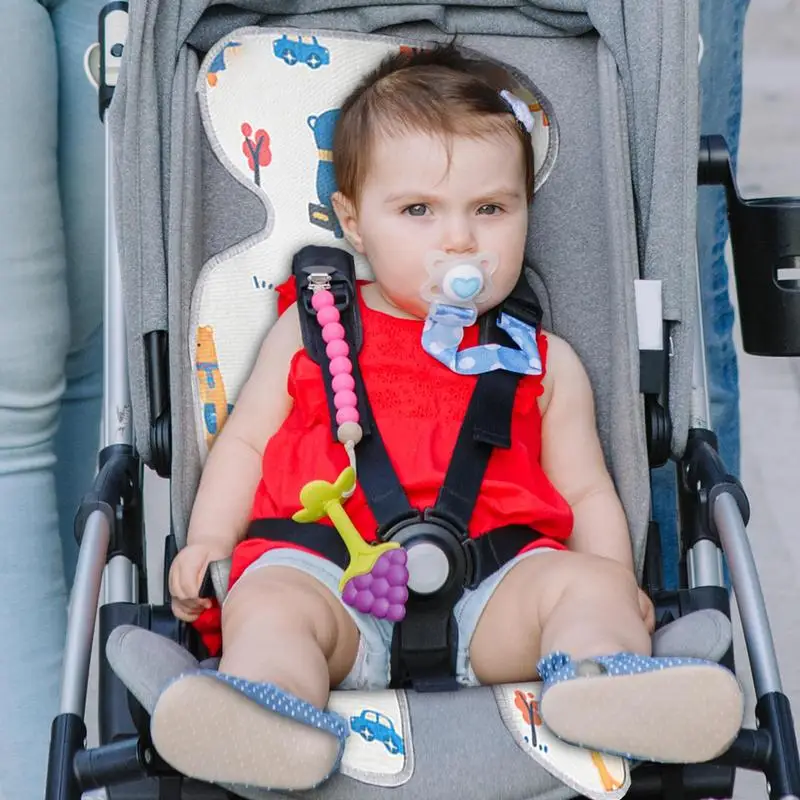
[{"x1": 333, "y1": 41, "x2": 534, "y2": 208}]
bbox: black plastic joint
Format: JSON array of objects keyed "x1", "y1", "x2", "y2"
[
  {"x1": 74, "y1": 444, "x2": 137, "y2": 546},
  {"x1": 698, "y1": 134, "x2": 733, "y2": 188},
  {"x1": 684, "y1": 428, "x2": 750, "y2": 541},
  {"x1": 73, "y1": 737, "x2": 151, "y2": 790},
  {"x1": 711, "y1": 729, "x2": 772, "y2": 772},
  {"x1": 73, "y1": 446, "x2": 143, "y2": 586},
  {"x1": 756, "y1": 692, "x2": 800, "y2": 799},
  {"x1": 46, "y1": 713, "x2": 87, "y2": 800},
  {"x1": 149, "y1": 412, "x2": 172, "y2": 478},
  {"x1": 145, "y1": 330, "x2": 171, "y2": 477},
  {"x1": 644, "y1": 396, "x2": 672, "y2": 468}
]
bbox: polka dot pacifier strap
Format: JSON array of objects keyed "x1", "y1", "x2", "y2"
[
  {"x1": 421, "y1": 303, "x2": 542, "y2": 375},
  {"x1": 420, "y1": 252, "x2": 543, "y2": 376}
]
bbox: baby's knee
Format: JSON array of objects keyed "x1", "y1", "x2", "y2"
[
  {"x1": 539, "y1": 552, "x2": 639, "y2": 614},
  {"x1": 222, "y1": 566, "x2": 347, "y2": 648},
  {"x1": 567, "y1": 553, "x2": 638, "y2": 593}
]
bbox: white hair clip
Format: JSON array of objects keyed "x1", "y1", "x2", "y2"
[{"x1": 499, "y1": 89, "x2": 535, "y2": 134}]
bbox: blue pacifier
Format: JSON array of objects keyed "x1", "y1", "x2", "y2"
[
  {"x1": 443, "y1": 265, "x2": 484, "y2": 302},
  {"x1": 421, "y1": 251, "x2": 497, "y2": 312},
  {"x1": 420, "y1": 251, "x2": 543, "y2": 377}
]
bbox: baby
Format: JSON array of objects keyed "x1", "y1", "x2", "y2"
[{"x1": 155, "y1": 43, "x2": 743, "y2": 791}]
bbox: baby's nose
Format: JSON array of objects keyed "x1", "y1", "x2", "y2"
[{"x1": 442, "y1": 217, "x2": 477, "y2": 254}]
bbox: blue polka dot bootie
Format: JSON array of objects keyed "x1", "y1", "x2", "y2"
[
  {"x1": 150, "y1": 669, "x2": 348, "y2": 790},
  {"x1": 537, "y1": 651, "x2": 744, "y2": 763}
]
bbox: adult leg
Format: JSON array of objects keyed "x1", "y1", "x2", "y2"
[
  {"x1": 0, "y1": 3, "x2": 71, "y2": 797},
  {"x1": 151, "y1": 566, "x2": 361, "y2": 789},
  {"x1": 54, "y1": 327, "x2": 103, "y2": 586},
  {"x1": 51, "y1": 0, "x2": 106, "y2": 587},
  {"x1": 697, "y1": 0, "x2": 749, "y2": 478},
  {"x1": 467, "y1": 551, "x2": 742, "y2": 762}
]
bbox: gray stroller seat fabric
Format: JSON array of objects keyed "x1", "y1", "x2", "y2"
[
  {"x1": 171, "y1": 28, "x2": 655, "y2": 574},
  {"x1": 107, "y1": 610, "x2": 730, "y2": 800}
]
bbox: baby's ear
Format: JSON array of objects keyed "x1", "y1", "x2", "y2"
[{"x1": 331, "y1": 192, "x2": 364, "y2": 253}]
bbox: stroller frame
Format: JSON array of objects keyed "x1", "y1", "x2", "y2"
[{"x1": 45, "y1": 4, "x2": 800, "y2": 799}]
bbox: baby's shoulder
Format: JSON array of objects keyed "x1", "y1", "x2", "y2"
[
  {"x1": 266, "y1": 302, "x2": 304, "y2": 351},
  {"x1": 249, "y1": 302, "x2": 305, "y2": 381},
  {"x1": 537, "y1": 330, "x2": 592, "y2": 411}
]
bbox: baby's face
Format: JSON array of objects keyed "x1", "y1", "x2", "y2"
[{"x1": 336, "y1": 129, "x2": 529, "y2": 318}]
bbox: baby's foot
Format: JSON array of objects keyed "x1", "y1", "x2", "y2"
[
  {"x1": 150, "y1": 670, "x2": 347, "y2": 790},
  {"x1": 537, "y1": 652, "x2": 743, "y2": 763}
]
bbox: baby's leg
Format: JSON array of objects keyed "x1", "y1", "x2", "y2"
[
  {"x1": 468, "y1": 550, "x2": 742, "y2": 763},
  {"x1": 467, "y1": 550, "x2": 648, "y2": 684},
  {"x1": 151, "y1": 565, "x2": 360, "y2": 789},
  {"x1": 219, "y1": 565, "x2": 360, "y2": 705}
]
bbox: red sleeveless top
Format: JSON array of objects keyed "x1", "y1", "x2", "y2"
[{"x1": 193, "y1": 285, "x2": 573, "y2": 654}]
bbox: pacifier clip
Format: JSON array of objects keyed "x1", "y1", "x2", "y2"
[{"x1": 292, "y1": 277, "x2": 409, "y2": 622}]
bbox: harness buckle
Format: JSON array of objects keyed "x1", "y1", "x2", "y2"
[{"x1": 380, "y1": 509, "x2": 475, "y2": 601}]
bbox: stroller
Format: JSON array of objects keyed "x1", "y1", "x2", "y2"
[{"x1": 44, "y1": 1, "x2": 800, "y2": 798}]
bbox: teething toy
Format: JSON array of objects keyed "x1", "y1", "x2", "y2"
[
  {"x1": 296, "y1": 279, "x2": 409, "y2": 620},
  {"x1": 293, "y1": 467, "x2": 409, "y2": 621}
]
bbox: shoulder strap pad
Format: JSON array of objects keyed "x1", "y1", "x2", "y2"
[
  {"x1": 503, "y1": 270, "x2": 544, "y2": 328},
  {"x1": 292, "y1": 245, "x2": 363, "y2": 363},
  {"x1": 480, "y1": 269, "x2": 544, "y2": 345}
]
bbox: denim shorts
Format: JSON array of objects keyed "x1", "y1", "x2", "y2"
[{"x1": 231, "y1": 546, "x2": 552, "y2": 690}]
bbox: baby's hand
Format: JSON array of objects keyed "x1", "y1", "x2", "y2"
[{"x1": 169, "y1": 542, "x2": 231, "y2": 622}]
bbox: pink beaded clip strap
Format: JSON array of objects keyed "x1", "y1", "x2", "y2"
[
  {"x1": 310, "y1": 285, "x2": 362, "y2": 491},
  {"x1": 308, "y1": 277, "x2": 411, "y2": 622}
]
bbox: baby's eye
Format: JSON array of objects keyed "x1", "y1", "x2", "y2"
[
  {"x1": 403, "y1": 203, "x2": 429, "y2": 217},
  {"x1": 477, "y1": 204, "x2": 502, "y2": 216}
]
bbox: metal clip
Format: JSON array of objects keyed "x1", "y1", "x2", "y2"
[{"x1": 308, "y1": 272, "x2": 332, "y2": 293}]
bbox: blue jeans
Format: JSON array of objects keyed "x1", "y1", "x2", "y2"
[
  {"x1": 0, "y1": 2, "x2": 104, "y2": 797},
  {"x1": 652, "y1": 0, "x2": 749, "y2": 589}
]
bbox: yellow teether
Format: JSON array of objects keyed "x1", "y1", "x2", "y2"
[{"x1": 293, "y1": 467, "x2": 400, "y2": 591}]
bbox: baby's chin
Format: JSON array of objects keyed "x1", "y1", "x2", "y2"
[{"x1": 387, "y1": 295, "x2": 428, "y2": 320}]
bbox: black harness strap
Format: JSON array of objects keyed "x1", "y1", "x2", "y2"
[
  {"x1": 246, "y1": 519, "x2": 541, "y2": 587},
  {"x1": 435, "y1": 271, "x2": 536, "y2": 532},
  {"x1": 435, "y1": 369, "x2": 521, "y2": 533}
]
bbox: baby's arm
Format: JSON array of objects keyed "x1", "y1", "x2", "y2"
[
  {"x1": 170, "y1": 304, "x2": 303, "y2": 621},
  {"x1": 538, "y1": 333, "x2": 635, "y2": 573},
  {"x1": 188, "y1": 304, "x2": 303, "y2": 551}
]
